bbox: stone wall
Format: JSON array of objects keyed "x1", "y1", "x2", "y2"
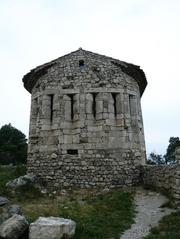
[
  {"x1": 28, "y1": 149, "x2": 142, "y2": 189},
  {"x1": 142, "y1": 147, "x2": 180, "y2": 202},
  {"x1": 24, "y1": 49, "x2": 147, "y2": 189}
]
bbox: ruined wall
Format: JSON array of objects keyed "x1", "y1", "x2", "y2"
[
  {"x1": 25, "y1": 49, "x2": 146, "y2": 189},
  {"x1": 142, "y1": 147, "x2": 180, "y2": 202}
]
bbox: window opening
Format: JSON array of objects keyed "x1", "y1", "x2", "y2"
[
  {"x1": 92, "y1": 93, "x2": 97, "y2": 118},
  {"x1": 79, "y1": 60, "x2": 84, "y2": 68},
  {"x1": 49, "y1": 94, "x2": 54, "y2": 123},
  {"x1": 68, "y1": 94, "x2": 74, "y2": 120},
  {"x1": 67, "y1": 149, "x2": 78, "y2": 155},
  {"x1": 112, "y1": 93, "x2": 117, "y2": 117}
]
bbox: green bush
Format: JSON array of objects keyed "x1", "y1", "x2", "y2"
[
  {"x1": 0, "y1": 124, "x2": 27, "y2": 165},
  {"x1": 15, "y1": 180, "x2": 42, "y2": 202},
  {"x1": 0, "y1": 164, "x2": 26, "y2": 195}
]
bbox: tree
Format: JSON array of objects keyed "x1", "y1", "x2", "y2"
[
  {"x1": 164, "y1": 137, "x2": 180, "y2": 164},
  {"x1": 147, "y1": 152, "x2": 165, "y2": 165},
  {"x1": 0, "y1": 124, "x2": 27, "y2": 165}
]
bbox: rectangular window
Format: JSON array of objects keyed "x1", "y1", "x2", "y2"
[
  {"x1": 111, "y1": 93, "x2": 117, "y2": 117},
  {"x1": 67, "y1": 149, "x2": 78, "y2": 155},
  {"x1": 49, "y1": 94, "x2": 54, "y2": 123},
  {"x1": 67, "y1": 94, "x2": 75, "y2": 120},
  {"x1": 92, "y1": 93, "x2": 97, "y2": 118}
]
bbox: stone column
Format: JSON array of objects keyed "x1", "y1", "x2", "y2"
[
  {"x1": 129, "y1": 95, "x2": 138, "y2": 127},
  {"x1": 103, "y1": 93, "x2": 109, "y2": 114},
  {"x1": 107, "y1": 93, "x2": 114, "y2": 115},
  {"x1": 96, "y1": 93, "x2": 103, "y2": 120},
  {"x1": 129, "y1": 95, "x2": 137, "y2": 115},
  {"x1": 42, "y1": 95, "x2": 51, "y2": 120},
  {"x1": 73, "y1": 94, "x2": 79, "y2": 121},
  {"x1": 85, "y1": 93, "x2": 93, "y2": 117},
  {"x1": 116, "y1": 93, "x2": 124, "y2": 127},
  {"x1": 116, "y1": 93, "x2": 124, "y2": 115},
  {"x1": 32, "y1": 97, "x2": 39, "y2": 120},
  {"x1": 52, "y1": 93, "x2": 59, "y2": 128},
  {"x1": 64, "y1": 95, "x2": 71, "y2": 121},
  {"x1": 29, "y1": 96, "x2": 39, "y2": 135}
]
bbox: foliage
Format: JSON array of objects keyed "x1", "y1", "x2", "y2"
[
  {"x1": 147, "y1": 137, "x2": 180, "y2": 165},
  {"x1": 144, "y1": 210, "x2": 180, "y2": 239},
  {"x1": 0, "y1": 164, "x2": 26, "y2": 195},
  {"x1": 147, "y1": 152, "x2": 165, "y2": 165},
  {"x1": 15, "y1": 180, "x2": 42, "y2": 202},
  {"x1": 0, "y1": 124, "x2": 27, "y2": 165},
  {"x1": 20, "y1": 189, "x2": 135, "y2": 239},
  {"x1": 164, "y1": 137, "x2": 180, "y2": 164}
]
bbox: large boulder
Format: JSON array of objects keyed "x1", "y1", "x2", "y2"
[
  {"x1": 29, "y1": 217, "x2": 76, "y2": 239},
  {"x1": 0, "y1": 214, "x2": 29, "y2": 239},
  {"x1": 6, "y1": 174, "x2": 36, "y2": 189},
  {"x1": 0, "y1": 204, "x2": 22, "y2": 225},
  {"x1": 0, "y1": 195, "x2": 22, "y2": 225}
]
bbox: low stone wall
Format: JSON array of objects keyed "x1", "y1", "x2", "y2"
[
  {"x1": 27, "y1": 149, "x2": 142, "y2": 189},
  {"x1": 142, "y1": 147, "x2": 180, "y2": 202}
]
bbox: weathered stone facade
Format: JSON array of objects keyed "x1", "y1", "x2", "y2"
[{"x1": 23, "y1": 48, "x2": 147, "y2": 189}]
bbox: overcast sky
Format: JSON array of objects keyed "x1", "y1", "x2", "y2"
[{"x1": 0, "y1": 0, "x2": 180, "y2": 155}]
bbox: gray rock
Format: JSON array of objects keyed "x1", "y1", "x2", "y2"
[
  {"x1": 0, "y1": 204, "x2": 22, "y2": 225},
  {"x1": 29, "y1": 217, "x2": 76, "y2": 239},
  {"x1": 6, "y1": 174, "x2": 36, "y2": 189},
  {"x1": 0, "y1": 197, "x2": 9, "y2": 207},
  {"x1": 8, "y1": 205, "x2": 22, "y2": 216},
  {"x1": 0, "y1": 214, "x2": 29, "y2": 239}
]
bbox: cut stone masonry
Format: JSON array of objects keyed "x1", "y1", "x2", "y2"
[{"x1": 23, "y1": 48, "x2": 147, "y2": 189}]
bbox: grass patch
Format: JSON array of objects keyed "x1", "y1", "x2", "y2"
[
  {"x1": 61, "y1": 191, "x2": 135, "y2": 239},
  {"x1": 0, "y1": 164, "x2": 26, "y2": 195},
  {"x1": 21, "y1": 189, "x2": 135, "y2": 239},
  {"x1": 144, "y1": 211, "x2": 180, "y2": 239},
  {"x1": 0, "y1": 166, "x2": 135, "y2": 238}
]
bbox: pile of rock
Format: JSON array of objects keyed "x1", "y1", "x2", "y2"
[
  {"x1": 0, "y1": 196, "x2": 28, "y2": 239},
  {"x1": 0, "y1": 174, "x2": 76, "y2": 238},
  {"x1": 6, "y1": 174, "x2": 37, "y2": 190},
  {"x1": 0, "y1": 196, "x2": 76, "y2": 239}
]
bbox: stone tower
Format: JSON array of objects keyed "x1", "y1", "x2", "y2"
[{"x1": 23, "y1": 48, "x2": 147, "y2": 189}]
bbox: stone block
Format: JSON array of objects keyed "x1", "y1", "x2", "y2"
[
  {"x1": 116, "y1": 118, "x2": 125, "y2": 127},
  {"x1": 29, "y1": 217, "x2": 76, "y2": 239},
  {"x1": 73, "y1": 135, "x2": 79, "y2": 144},
  {"x1": 96, "y1": 100, "x2": 103, "y2": 113}
]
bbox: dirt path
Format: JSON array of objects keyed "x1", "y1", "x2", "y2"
[{"x1": 121, "y1": 188, "x2": 174, "y2": 239}]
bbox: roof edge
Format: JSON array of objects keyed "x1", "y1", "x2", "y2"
[{"x1": 22, "y1": 48, "x2": 147, "y2": 96}]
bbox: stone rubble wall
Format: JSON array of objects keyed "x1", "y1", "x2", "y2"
[
  {"x1": 142, "y1": 146, "x2": 180, "y2": 202},
  {"x1": 28, "y1": 149, "x2": 142, "y2": 189}
]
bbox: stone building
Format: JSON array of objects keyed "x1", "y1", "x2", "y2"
[{"x1": 23, "y1": 48, "x2": 147, "y2": 188}]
